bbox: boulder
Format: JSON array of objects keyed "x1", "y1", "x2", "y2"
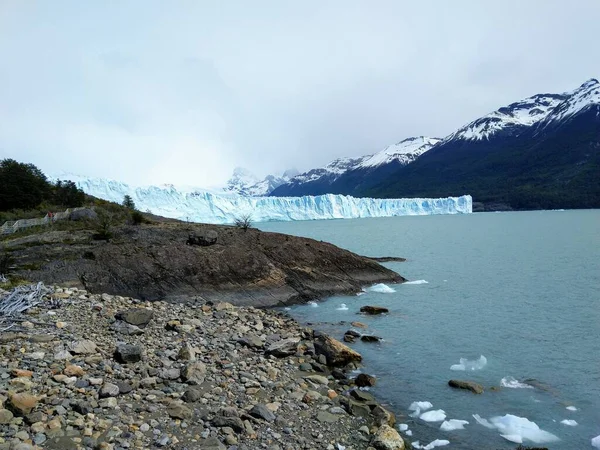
[
  {"x1": 110, "y1": 320, "x2": 144, "y2": 335},
  {"x1": 360, "y1": 306, "x2": 389, "y2": 315},
  {"x1": 314, "y1": 334, "x2": 362, "y2": 367},
  {"x1": 370, "y1": 424, "x2": 405, "y2": 450},
  {"x1": 68, "y1": 339, "x2": 97, "y2": 354},
  {"x1": 249, "y1": 404, "x2": 276, "y2": 422},
  {"x1": 186, "y1": 230, "x2": 218, "y2": 246},
  {"x1": 114, "y1": 344, "x2": 143, "y2": 364},
  {"x1": 237, "y1": 335, "x2": 264, "y2": 349},
  {"x1": 115, "y1": 308, "x2": 154, "y2": 328},
  {"x1": 167, "y1": 403, "x2": 193, "y2": 420},
  {"x1": 212, "y1": 415, "x2": 245, "y2": 432},
  {"x1": 7, "y1": 393, "x2": 39, "y2": 416},
  {"x1": 69, "y1": 208, "x2": 98, "y2": 221},
  {"x1": 181, "y1": 361, "x2": 207, "y2": 384},
  {"x1": 448, "y1": 379, "x2": 484, "y2": 394},
  {"x1": 265, "y1": 337, "x2": 301, "y2": 357},
  {"x1": 355, "y1": 373, "x2": 377, "y2": 387},
  {"x1": 360, "y1": 335, "x2": 382, "y2": 343}
]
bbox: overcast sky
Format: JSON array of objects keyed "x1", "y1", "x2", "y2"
[{"x1": 1, "y1": 1, "x2": 599, "y2": 187}]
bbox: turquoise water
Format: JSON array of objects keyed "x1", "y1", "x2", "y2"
[{"x1": 259, "y1": 210, "x2": 600, "y2": 449}]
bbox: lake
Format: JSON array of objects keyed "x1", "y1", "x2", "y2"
[{"x1": 259, "y1": 210, "x2": 600, "y2": 449}]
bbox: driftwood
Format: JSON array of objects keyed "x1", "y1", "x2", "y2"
[{"x1": 0, "y1": 282, "x2": 53, "y2": 331}]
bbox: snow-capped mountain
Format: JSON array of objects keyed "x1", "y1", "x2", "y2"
[
  {"x1": 363, "y1": 78, "x2": 600, "y2": 209},
  {"x1": 224, "y1": 167, "x2": 299, "y2": 196},
  {"x1": 271, "y1": 136, "x2": 440, "y2": 196}
]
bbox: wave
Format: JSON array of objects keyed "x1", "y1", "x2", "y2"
[
  {"x1": 450, "y1": 355, "x2": 487, "y2": 371},
  {"x1": 500, "y1": 376, "x2": 534, "y2": 389},
  {"x1": 367, "y1": 283, "x2": 396, "y2": 293},
  {"x1": 473, "y1": 413, "x2": 560, "y2": 444},
  {"x1": 336, "y1": 303, "x2": 349, "y2": 311},
  {"x1": 308, "y1": 301, "x2": 319, "y2": 308},
  {"x1": 404, "y1": 279, "x2": 429, "y2": 285}
]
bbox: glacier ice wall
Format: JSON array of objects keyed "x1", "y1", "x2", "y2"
[{"x1": 74, "y1": 178, "x2": 472, "y2": 224}]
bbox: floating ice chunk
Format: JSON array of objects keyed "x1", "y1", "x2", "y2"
[
  {"x1": 560, "y1": 419, "x2": 577, "y2": 426},
  {"x1": 405, "y1": 430, "x2": 412, "y2": 436},
  {"x1": 404, "y1": 280, "x2": 429, "y2": 285},
  {"x1": 424, "y1": 439, "x2": 450, "y2": 449},
  {"x1": 308, "y1": 301, "x2": 319, "y2": 307},
  {"x1": 284, "y1": 307, "x2": 291, "y2": 311},
  {"x1": 440, "y1": 419, "x2": 469, "y2": 431},
  {"x1": 473, "y1": 414, "x2": 559, "y2": 444},
  {"x1": 368, "y1": 283, "x2": 396, "y2": 293},
  {"x1": 336, "y1": 303, "x2": 349, "y2": 310},
  {"x1": 398, "y1": 424, "x2": 409, "y2": 431},
  {"x1": 592, "y1": 435, "x2": 600, "y2": 449},
  {"x1": 501, "y1": 376, "x2": 534, "y2": 389},
  {"x1": 412, "y1": 442, "x2": 422, "y2": 449},
  {"x1": 566, "y1": 406, "x2": 577, "y2": 411},
  {"x1": 450, "y1": 355, "x2": 487, "y2": 371},
  {"x1": 420, "y1": 410, "x2": 446, "y2": 422},
  {"x1": 409, "y1": 401, "x2": 433, "y2": 412}
]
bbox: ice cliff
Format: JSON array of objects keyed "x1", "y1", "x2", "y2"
[{"x1": 70, "y1": 177, "x2": 472, "y2": 224}]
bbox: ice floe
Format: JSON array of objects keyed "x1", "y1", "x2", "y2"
[
  {"x1": 420, "y1": 410, "x2": 447, "y2": 422},
  {"x1": 367, "y1": 283, "x2": 396, "y2": 293},
  {"x1": 566, "y1": 405, "x2": 578, "y2": 411},
  {"x1": 473, "y1": 413, "x2": 560, "y2": 444},
  {"x1": 450, "y1": 355, "x2": 487, "y2": 371},
  {"x1": 500, "y1": 376, "x2": 534, "y2": 389},
  {"x1": 412, "y1": 439, "x2": 450, "y2": 449},
  {"x1": 408, "y1": 401, "x2": 433, "y2": 417},
  {"x1": 592, "y1": 434, "x2": 600, "y2": 449},
  {"x1": 404, "y1": 280, "x2": 429, "y2": 285},
  {"x1": 560, "y1": 419, "x2": 577, "y2": 426},
  {"x1": 398, "y1": 424, "x2": 409, "y2": 431},
  {"x1": 440, "y1": 419, "x2": 469, "y2": 431}
]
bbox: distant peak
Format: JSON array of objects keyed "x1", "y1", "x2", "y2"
[
  {"x1": 580, "y1": 78, "x2": 599, "y2": 89},
  {"x1": 232, "y1": 167, "x2": 256, "y2": 177}
]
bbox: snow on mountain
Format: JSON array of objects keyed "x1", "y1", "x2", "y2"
[
  {"x1": 65, "y1": 176, "x2": 472, "y2": 223},
  {"x1": 286, "y1": 136, "x2": 439, "y2": 187},
  {"x1": 224, "y1": 167, "x2": 299, "y2": 196},
  {"x1": 540, "y1": 78, "x2": 600, "y2": 125}
]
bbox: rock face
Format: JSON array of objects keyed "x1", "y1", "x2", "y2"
[
  {"x1": 6, "y1": 222, "x2": 404, "y2": 307},
  {"x1": 69, "y1": 208, "x2": 98, "y2": 221},
  {"x1": 448, "y1": 379, "x2": 484, "y2": 394},
  {"x1": 360, "y1": 306, "x2": 389, "y2": 315},
  {"x1": 314, "y1": 334, "x2": 362, "y2": 367}
]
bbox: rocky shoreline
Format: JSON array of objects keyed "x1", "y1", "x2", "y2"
[{"x1": 0, "y1": 285, "x2": 409, "y2": 450}]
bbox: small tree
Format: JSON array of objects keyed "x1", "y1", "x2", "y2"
[
  {"x1": 122, "y1": 195, "x2": 136, "y2": 210},
  {"x1": 53, "y1": 180, "x2": 85, "y2": 207},
  {"x1": 93, "y1": 209, "x2": 113, "y2": 240},
  {"x1": 234, "y1": 213, "x2": 253, "y2": 232},
  {"x1": 0, "y1": 159, "x2": 51, "y2": 211}
]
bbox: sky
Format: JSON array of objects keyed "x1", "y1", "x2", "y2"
[{"x1": 1, "y1": 1, "x2": 599, "y2": 187}]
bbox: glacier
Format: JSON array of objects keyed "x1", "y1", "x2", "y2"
[{"x1": 71, "y1": 177, "x2": 472, "y2": 224}]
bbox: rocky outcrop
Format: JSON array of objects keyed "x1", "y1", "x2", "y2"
[
  {"x1": 314, "y1": 333, "x2": 363, "y2": 367},
  {"x1": 448, "y1": 379, "x2": 484, "y2": 394},
  {"x1": 370, "y1": 424, "x2": 406, "y2": 449},
  {"x1": 5, "y1": 222, "x2": 405, "y2": 307},
  {"x1": 360, "y1": 306, "x2": 389, "y2": 315}
]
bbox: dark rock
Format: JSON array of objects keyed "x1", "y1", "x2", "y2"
[
  {"x1": 182, "y1": 388, "x2": 202, "y2": 403},
  {"x1": 71, "y1": 402, "x2": 92, "y2": 415},
  {"x1": 212, "y1": 415, "x2": 245, "y2": 432},
  {"x1": 237, "y1": 335, "x2": 263, "y2": 349},
  {"x1": 99, "y1": 383, "x2": 120, "y2": 398},
  {"x1": 186, "y1": 230, "x2": 218, "y2": 246},
  {"x1": 355, "y1": 373, "x2": 377, "y2": 387},
  {"x1": 350, "y1": 389, "x2": 375, "y2": 403},
  {"x1": 115, "y1": 308, "x2": 154, "y2": 328},
  {"x1": 166, "y1": 403, "x2": 193, "y2": 420},
  {"x1": 114, "y1": 344, "x2": 143, "y2": 364},
  {"x1": 343, "y1": 334, "x2": 356, "y2": 343},
  {"x1": 448, "y1": 379, "x2": 484, "y2": 394},
  {"x1": 332, "y1": 369, "x2": 347, "y2": 380},
  {"x1": 249, "y1": 404, "x2": 276, "y2": 422},
  {"x1": 360, "y1": 306, "x2": 389, "y2": 315},
  {"x1": 110, "y1": 320, "x2": 144, "y2": 335},
  {"x1": 116, "y1": 382, "x2": 134, "y2": 394},
  {"x1": 360, "y1": 335, "x2": 382, "y2": 343},
  {"x1": 199, "y1": 437, "x2": 227, "y2": 450},
  {"x1": 345, "y1": 330, "x2": 361, "y2": 338}
]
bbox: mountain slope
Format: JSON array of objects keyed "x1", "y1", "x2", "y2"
[
  {"x1": 365, "y1": 79, "x2": 600, "y2": 209},
  {"x1": 225, "y1": 167, "x2": 299, "y2": 196},
  {"x1": 271, "y1": 137, "x2": 440, "y2": 196}
]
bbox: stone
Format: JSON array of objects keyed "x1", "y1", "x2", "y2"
[
  {"x1": 116, "y1": 381, "x2": 133, "y2": 394},
  {"x1": 199, "y1": 437, "x2": 226, "y2": 450},
  {"x1": 70, "y1": 208, "x2": 98, "y2": 221},
  {"x1": 72, "y1": 402, "x2": 92, "y2": 415},
  {"x1": 114, "y1": 343, "x2": 143, "y2": 363},
  {"x1": 177, "y1": 343, "x2": 196, "y2": 360},
  {"x1": 249, "y1": 404, "x2": 276, "y2": 422},
  {"x1": 304, "y1": 375, "x2": 329, "y2": 385},
  {"x1": 186, "y1": 229, "x2": 218, "y2": 246},
  {"x1": 182, "y1": 388, "x2": 202, "y2": 403},
  {"x1": 355, "y1": 373, "x2": 377, "y2": 387},
  {"x1": 237, "y1": 335, "x2": 263, "y2": 349},
  {"x1": 0, "y1": 408, "x2": 14, "y2": 424},
  {"x1": 265, "y1": 337, "x2": 301, "y2": 357},
  {"x1": 115, "y1": 308, "x2": 154, "y2": 328},
  {"x1": 181, "y1": 361, "x2": 207, "y2": 384},
  {"x1": 372, "y1": 404, "x2": 396, "y2": 427},
  {"x1": 99, "y1": 383, "x2": 120, "y2": 398},
  {"x1": 351, "y1": 321, "x2": 368, "y2": 328},
  {"x1": 11, "y1": 369, "x2": 33, "y2": 378},
  {"x1": 360, "y1": 306, "x2": 389, "y2": 315},
  {"x1": 63, "y1": 364, "x2": 85, "y2": 377},
  {"x1": 212, "y1": 415, "x2": 245, "y2": 432},
  {"x1": 166, "y1": 403, "x2": 193, "y2": 420},
  {"x1": 159, "y1": 368, "x2": 181, "y2": 380},
  {"x1": 360, "y1": 335, "x2": 382, "y2": 343},
  {"x1": 350, "y1": 389, "x2": 375, "y2": 402},
  {"x1": 110, "y1": 320, "x2": 144, "y2": 335},
  {"x1": 7, "y1": 392, "x2": 39, "y2": 416},
  {"x1": 344, "y1": 334, "x2": 356, "y2": 343},
  {"x1": 68, "y1": 340, "x2": 97, "y2": 354},
  {"x1": 370, "y1": 424, "x2": 405, "y2": 450},
  {"x1": 313, "y1": 334, "x2": 362, "y2": 367},
  {"x1": 316, "y1": 411, "x2": 340, "y2": 423},
  {"x1": 448, "y1": 379, "x2": 484, "y2": 394}
]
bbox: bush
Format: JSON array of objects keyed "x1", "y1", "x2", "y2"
[
  {"x1": 131, "y1": 210, "x2": 144, "y2": 225},
  {"x1": 93, "y1": 209, "x2": 114, "y2": 240},
  {"x1": 234, "y1": 214, "x2": 253, "y2": 232}
]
